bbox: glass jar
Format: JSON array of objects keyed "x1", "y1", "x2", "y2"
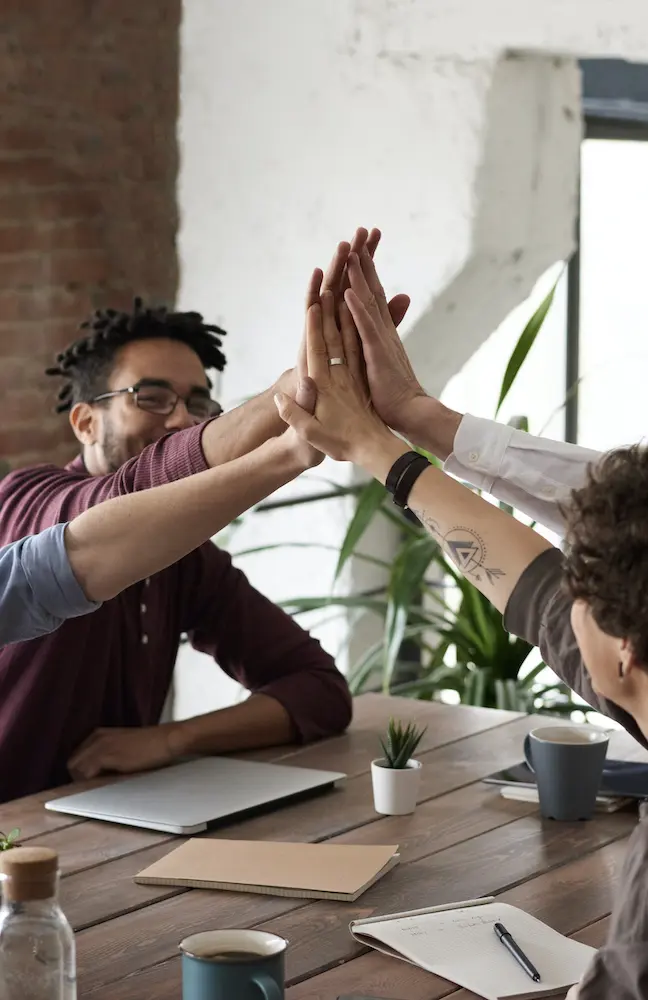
[{"x1": 0, "y1": 846, "x2": 76, "y2": 999}]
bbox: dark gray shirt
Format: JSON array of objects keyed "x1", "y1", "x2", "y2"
[
  {"x1": 505, "y1": 548, "x2": 648, "y2": 999},
  {"x1": 0, "y1": 523, "x2": 99, "y2": 647}
]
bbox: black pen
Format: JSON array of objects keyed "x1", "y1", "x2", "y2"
[{"x1": 493, "y1": 922, "x2": 541, "y2": 983}]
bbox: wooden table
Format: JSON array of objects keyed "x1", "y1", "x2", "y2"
[{"x1": 2, "y1": 695, "x2": 645, "y2": 999}]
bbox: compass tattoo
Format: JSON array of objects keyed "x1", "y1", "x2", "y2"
[{"x1": 423, "y1": 521, "x2": 505, "y2": 585}]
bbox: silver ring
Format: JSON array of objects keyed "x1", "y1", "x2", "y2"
[{"x1": 328, "y1": 357, "x2": 346, "y2": 366}]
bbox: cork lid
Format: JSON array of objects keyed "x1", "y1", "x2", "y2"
[{"x1": 0, "y1": 847, "x2": 59, "y2": 901}]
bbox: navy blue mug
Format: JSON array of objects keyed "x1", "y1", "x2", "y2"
[
  {"x1": 180, "y1": 929, "x2": 286, "y2": 1000},
  {"x1": 523, "y1": 724, "x2": 609, "y2": 821}
]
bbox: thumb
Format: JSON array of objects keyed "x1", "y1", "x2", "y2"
[
  {"x1": 274, "y1": 391, "x2": 317, "y2": 436},
  {"x1": 388, "y1": 293, "x2": 410, "y2": 328},
  {"x1": 294, "y1": 376, "x2": 317, "y2": 415}
]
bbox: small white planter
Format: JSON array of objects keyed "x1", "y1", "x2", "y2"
[{"x1": 371, "y1": 757, "x2": 422, "y2": 816}]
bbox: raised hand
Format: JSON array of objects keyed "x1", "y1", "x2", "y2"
[
  {"x1": 275, "y1": 290, "x2": 402, "y2": 467},
  {"x1": 297, "y1": 227, "x2": 410, "y2": 381},
  {"x1": 346, "y1": 246, "x2": 427, "y2": 436}
]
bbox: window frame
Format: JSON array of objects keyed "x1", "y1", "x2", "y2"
[{"x1": 565, "y1": 59, "x2": 648, "y2": 442}]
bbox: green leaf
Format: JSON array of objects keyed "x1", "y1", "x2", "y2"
[
  {"x1": 380, "y1": 718, "x2": 427, "y2": 767},
  {"x1": 382, "y1": 536, "x2": 439, "y2": 693},
  {"x1": 280, "y1": 595, "x2": 389, "y2": 616},
  {"x1": 464, "y1": 669, "x2": 487, "y2": 706},
  {"x1": 233, "y1": 541, "x2": 391, "y2": 573},
  {"x1": 518, "y1": 661, "x2": 549, "y2": 687},
  {"x1": 378, "y1": 503, "x2": 422, "y2": 537},
  {"x1": 335, "y1": 479, "x2": 388, "y2": 581},
  {"x1": 461, "y1": 586, "x2": 496, "y2": 658},
  {"x1": 349, "y1": 621, "x2": 441, "y2": 693},
  {"x1": 537, "y1": 377, "x2": 583, "y2": 437},
  {"x1": 495, "y1": 278, "x2": 559, "y2": 417}
]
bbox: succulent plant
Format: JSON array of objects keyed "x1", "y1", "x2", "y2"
[
  {"x1": 379, "y1": 718, "x2": 426, "y2": 769},
  {"x1": 0, "y1": 830, "x2": 20, "y2": 852}
]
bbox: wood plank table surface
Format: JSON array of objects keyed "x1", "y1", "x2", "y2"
[{"x1": 2, "y1": 694, "x2": 645, "y2": 999}]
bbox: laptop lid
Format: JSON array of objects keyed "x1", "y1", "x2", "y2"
[{"x1": 45, "y1": 757, "x2": 346, "y2": 834}]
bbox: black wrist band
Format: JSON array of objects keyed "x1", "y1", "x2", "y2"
[
  {"x1": 392, "y1": 455, "x2": 430, "y2": 508},
  {"x1": 385, "y1": 452, "x2": 431, "y2": 509},
  {"x1": 385, "y1": 451, "x2": 422, "y2": 495}
]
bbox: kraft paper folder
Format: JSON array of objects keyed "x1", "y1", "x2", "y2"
[
  {"x1": 350, "y1": 897, "x2": 596, "y2": 999},
  {"x1": 135, "y1": 838, "x2": 400, "y2": 902}
]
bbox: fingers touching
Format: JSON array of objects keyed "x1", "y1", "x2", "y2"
[
  {"x1": 294, "y1": 375, "x2": 317, "y2": 415},
  {"x1": 340, "y1": 301, "x2": 368, "y2": 395},
  {"x1": 344, "y1": 287, "x2": 380, "y2": 357},
  {"x1": 299, "y1": 267, "x2": 324, "y2": 380},
  {"x1": 388, "y1": 292, "x2": 411, "y2": 328},
  {"x1": 300, "y1": 227, "x2": 409, "y2": 396},
  {"x1": 304, "y1": 302, "x2": 329, "y2": 383},
  {"x1": 305, "y1": 267, "x2": 324, "y2": 311},
  {"x1": 320, "y1": 290, "x2": 345, "y2": 366}
]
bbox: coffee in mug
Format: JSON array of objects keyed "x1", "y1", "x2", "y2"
[{"x1": 180, "y1": 929, "x2": 286, "y2": 1000}]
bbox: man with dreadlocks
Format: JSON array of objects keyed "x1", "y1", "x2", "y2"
[{"x1": 0, "y1": 230, "x2": 395, "y2": 799}]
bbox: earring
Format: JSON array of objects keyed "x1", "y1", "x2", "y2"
[{"x1": 618, "y1": 661, "x2": 625, "y2": 680}]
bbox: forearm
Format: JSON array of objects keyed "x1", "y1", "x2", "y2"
[
  {"x1": 356, "y1": 431, "x2": 554, "y2": 613},
  {"x1": 396, "y1": 396, "x2": 463, "y2": 462},
  {"x1": 200, "y1": 384, "x2": 287, "y2": 467},
  {"x1": 167, "y1": 693, "x2": 295, "y2": 756},
  {"x1": 64, "y1": 436, "x2": 305, "y2": 602}
]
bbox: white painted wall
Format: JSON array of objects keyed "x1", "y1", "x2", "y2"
[{"x1": 173, "y1": 0, "x2": 648, "y2": 718}]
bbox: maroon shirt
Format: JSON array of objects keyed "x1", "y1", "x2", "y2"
[{"x1": 0, "y1": 424, "x2": 351, "y2": 801}]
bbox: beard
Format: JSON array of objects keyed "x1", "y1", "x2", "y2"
[{"x1": 100, "y1": 419, "x2": 162, "y2": 473}]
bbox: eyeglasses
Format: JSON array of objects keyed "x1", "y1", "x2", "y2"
[{"x1": 90, "y1": 380, "x2": 223, "y2": 421}]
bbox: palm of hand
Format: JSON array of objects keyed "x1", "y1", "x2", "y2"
[{"x1": 363, "y1": 323, "x2": 425, "y2": 430}]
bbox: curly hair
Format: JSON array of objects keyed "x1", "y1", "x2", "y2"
[
  {"x1": 45, "y1": 297, "x2": 227, "y2": 413},
  {"x1": 563, "y1": 444, "x2": 648, "y2": 664}
]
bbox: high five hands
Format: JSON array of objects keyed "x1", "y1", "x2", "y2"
[{"x1": 275, "y1": 228, "x2": 426, "y2": 474}]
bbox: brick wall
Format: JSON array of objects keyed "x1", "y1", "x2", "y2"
[{"x1": 0, "y1": 0, "x2": 181, "y2": 470}]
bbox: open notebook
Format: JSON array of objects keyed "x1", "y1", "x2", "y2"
[
  {"x1": 135, "y1": 838, "x2": 399, "y2": 902},
  {"x1": 350, "y1": 897, "x2": 595, "y2": 1000}
]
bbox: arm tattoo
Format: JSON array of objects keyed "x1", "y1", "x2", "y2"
[
  {"x1": 421, "y1": 514, "x2": 441, "y2": 538},
  {"x1": 422, "y1": 518, "x2": 506, "y2": 585}
]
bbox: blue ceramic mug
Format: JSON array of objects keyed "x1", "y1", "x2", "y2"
[
  {"x1": 180, "y1": 929, "x2": 286, "y2": 1000},
  {"x1": 523, "y1": 724, "x2": 609, "y2": 821}
]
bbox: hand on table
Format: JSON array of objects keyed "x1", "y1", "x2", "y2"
[{"x1": 67, "y1": 725, "x2": 176, "y2": 780}]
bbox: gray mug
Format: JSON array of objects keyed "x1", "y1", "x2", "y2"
[
  {"x1": 524, "y1": 724, "x2": 609, "y2": 821},
  {"x1": 180, "y1": 929, "x2": 286, "y2": 1000}
]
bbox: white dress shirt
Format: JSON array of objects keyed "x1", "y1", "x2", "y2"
[{"x1": 444, "y1": 414, "x2": 602, "y2": 536}]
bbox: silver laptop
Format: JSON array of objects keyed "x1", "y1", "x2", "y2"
[{"x1": 45, "y1": 757, "x2": 346, "y2": 834}]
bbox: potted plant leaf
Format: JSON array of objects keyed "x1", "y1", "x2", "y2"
[
  {"x1": 371, "y1": 719, "x2": 426, "y2": 815},
  {"x1": 0, "y1": 830, "x2": 19, "y2": 852}
]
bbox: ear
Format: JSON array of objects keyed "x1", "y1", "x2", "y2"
[
  {"x1": 69, "y1": 402, "x2": 100, "y2": 446},
  {"x1": 619, "y1": 637, "x2": 642, "y2": 679}
]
